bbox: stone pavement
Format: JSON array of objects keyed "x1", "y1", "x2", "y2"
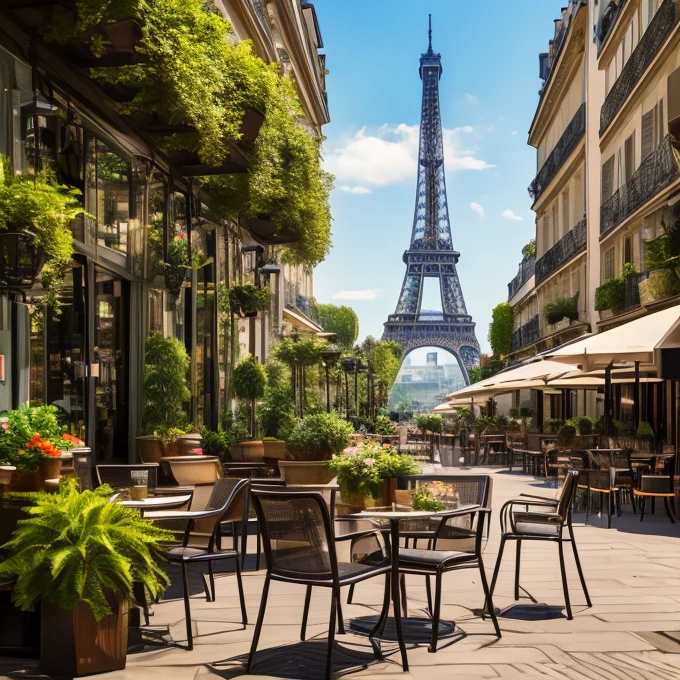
[{"x1": 3, "y1": 468, "x2": 680, "y2": 679}]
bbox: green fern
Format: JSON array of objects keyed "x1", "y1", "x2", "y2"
[{"x1": 0, "y1": 479, "x2": 174, "y2": 621}]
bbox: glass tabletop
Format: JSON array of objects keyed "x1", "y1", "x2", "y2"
[{"x1": 345, "y1": 503, "x2": 479, "y2": 520}]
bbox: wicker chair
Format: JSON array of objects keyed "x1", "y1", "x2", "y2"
[
  {"x1": 247, "y1": 489, "x2": 391, "y2": 680},
  {"x1": 146, "y1": 478, "x2": 250, "y2": 650},
  {"x1": 490, "y1": 470, "x2": 591, "y2": 620},
  {"x1": 583, "y1": 469, "x2": 620, "y2": 528},
  {"x1": 635, "y1": 475, "x2": 676, "y2": 523},
  {"x1": 96, "y1": 463, "x2": 160, "y2": 493}
]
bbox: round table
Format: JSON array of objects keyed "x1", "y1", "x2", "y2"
[{"x1": 120, "y1": 493, "x2": 192, "y2": 512}]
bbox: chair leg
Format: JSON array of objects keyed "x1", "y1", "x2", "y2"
[
  {"x1": 428, "y1": 571, "x2": 443, "y2": 653},
  {"x1": 246, "y1": 575, "x2": 271, "y2": 674},
  {"x1": 568, "y1": 530, "x2": 591, "y2": 607},
  {"x1": 489, "y1": 536, "x2": 507, "y2": 600},
  {"x1": 240, "y1": 521, "x2": 248, "y2": 570},
  {"x1": 235, "y1": 556, "x2": 248, "y2": 627},
  {"x1": 300, "y1": 585, "x2": 312, "y2": 641},
  {"x1": 368, "y1": 573, "x2": 391, "y2": 660},
  {"x1": 478, "y1": 559, "x2": 501, "y2": 637},
  {"x1": 399, "y1": 573, "x2": 408, "y2": 618},
  {"x1": 514, "y1": 540, "x2": 521, "y2": 601},
  {"x1": 558, "y1": 539, "x2": 572, "y2": 620},
  {"x1": 207, "y1": 561, "x2": 216, "y2": 602},
  {"x1": 336, "y1": 590, "x2": 345, "y2": 634},
  {"x1": 640, "y1": 496, "x2": 646, "y2": 522},
  {"x1": 325, "y1": 587, "x2": 338, "y2": 680},
  {"x1": 607, "y1": 494, "x2": 612, "y2": 529},
  {"x1": 347, "y1": 583, "x2": 355, "y2": 604},
  {"x1": 181, "y1": 562, "x2": 193, "y2": 650},
  {"x1": 630, "y1": 484, "x2": 637, "y2": 514},
  {"x1": 425, "y1": 575, "x2": 433, "y2": 617},
  {"x1": 664, "y1": 497, "x2": 676, "y2": 524},
  {"x1": 255, "y1": 530, "x2": 261, "y2": 571}
]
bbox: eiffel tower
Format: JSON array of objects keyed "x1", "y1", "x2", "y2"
[{"x1": 383, "y1": 16, "x2": 480, "y2": 384}]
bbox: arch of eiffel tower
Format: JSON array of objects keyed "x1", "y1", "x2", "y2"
[{"x1": 383, "y1": 17, "x2": 480, "y2": 385}]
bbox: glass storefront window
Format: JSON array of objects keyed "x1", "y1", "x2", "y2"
[
  {"x1": 95, "y1": 141, "x2": 130, "y2": 254},
  {"x1": 147, "y1": 171, "x2": 167, "y2": 281}
]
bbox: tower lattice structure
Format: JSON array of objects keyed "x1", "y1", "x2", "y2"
[{"x1": 383, "y1": 17, "x2": 480, "y2": 383}]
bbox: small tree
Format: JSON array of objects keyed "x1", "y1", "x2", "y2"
[
  {"x1": 488, "y1": 303, "x2": 514, "y2": 358},
  {"x1": 233, "y1": 355, "x2": 266, "y2": 438},
  {"x1": 318, "y1": 304, "x2": 359, "y2": 350}
]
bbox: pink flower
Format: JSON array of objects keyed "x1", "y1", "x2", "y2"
[
  {"x1": 191, "y1": 448, "x2": 203, "y2": 455},
  {"x1": 1, "y1": 422, "x2": 8, "y2": 430},
  {"x1": 343, "y1": 447, "x2": 358, "y2": 455},
  {"x1": 364, "y1": 458, "x2": 375, "y2": 466}
]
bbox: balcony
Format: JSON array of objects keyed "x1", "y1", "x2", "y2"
[
  {"x1": 600, "y1": 136, "x2": 680, "y2": 238},
  {"x1": 600, "y1": 0, "x2": 676, "y2": 135},
  {"x1": 512, "y1": 315, "x2": 540, "y2": 352},
  {"x1": 528, "y1": 103, "x2": 585, "y2": 202},
  {"x1": 507, "y1": 257, "x2": 535, "y2": 301},
  {"x1": 596, "y1": 0, "x2": 629, "y2": 53},
  {"x1": 535, "y1": 219, "x2": 587, "y2": 284}
]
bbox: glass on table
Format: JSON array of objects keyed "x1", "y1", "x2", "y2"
[{"x1": 130, "y1": 469, "x2": 149, "y2": 500}]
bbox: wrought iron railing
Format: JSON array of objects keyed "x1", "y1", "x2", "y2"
[
  {"x1": 600, "y1": 136, "x2": 680, "y2": 237},
  {"x1": 512, "y1": 315, "x2": 540, "y2": 352},
  {"x1": 507, "y1": 257, "x2": 535, "y2": 301},
  {"x1": 596, "y1": 0, "x2": 629, "y2": 53},
  {"x1": 600, "y1": 0, "x2": 676, "y2": 135},
  {"x1": 528, "y1": 104, "x2": 585, "y2": 202},
  {"x1": 535, "y1": 219, "x2": 587, "y2": 284},
  {"x1": 624, "y1": 272, "x2": 644, "y2": 309}
]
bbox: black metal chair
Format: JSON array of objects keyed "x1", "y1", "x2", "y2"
[
  {"x1": 490, "y1": 470, "x2": 591, "y2": 620},
  {"x1": 583, "y1": 469, "x2": 620, "y2": 528},
  {"x1": 398, "y1": 503, "x2": 501, "y2": 652},
  {"x1": 247, "y1": 489, "x2": 391, "y2": 680},
  {"x1": 96, "y1": 463, "x2": 160, "y2": 493},
  {"x1": 635, "y1": 475, "x2": 676, "y2": 523},
  {"x1": 147, "y1": 478, "x2": 250, "y2": 650}
]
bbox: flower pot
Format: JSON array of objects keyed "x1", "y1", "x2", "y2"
[
  {"x1": 40, "y1": 456, "x2": 62, "y2": 483},
  {"x1": 165, "y1": 456, "x2": 221, "y2": 486},
  {"x1": 241, "y1": 440, "x2": 265, "y2": 462},
  {"x1": 228, "y1": 444, "x2": 245, "y2": 461},
  {"x1": 0, "y1": 465, "x2": 15, "y2": 486},
  {"x1": 0, "y1": 232, "x2": 45, "y2": 290},
  {"x1": 240, "y1": 107, "x2": 265, "y2": 146},
  {"x1": 638, "y1": 268, "x2": 677, "y2": 306},
  {"x1": 339, "y1": 479, "x2": 396, "y2": 510},
  {"x1": 8, "y1": 469, "x2": 43, "y2": 492},
  {"x1": 164, "y1": 265, "x2": 188, "y2": 295},
  {"x1": 40, "y1": 594, "x2": 128, "y2": 677},
  {"x1": 177, "y1": 433, "x2": 203, "y2": 456},
  {"x1": 262, "y1": 440, "x2": 287, "y2": 460},
  {"x1": 278, "y1": 460, "x2": 335, "y2": 485},
  {"x1": 136, "y1": 436, "x2": 164, "y2": 463},
  {"x1": 598, "y1": 309, "x2": 614, "y2": 320}
]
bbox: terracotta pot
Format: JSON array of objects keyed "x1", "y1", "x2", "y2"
[
  {"x1": 262, "y1": 440, "x2": 287, "y2": 460},
  {"x1": 136, "y1": 436, "x2": 164, "y2": 463},
  {"x1": 242, "y1": 440, "x2": 265, "y2": 462},
  {"x1": 228, "y1": 444, "x2": 244, "y2": 462},
  {"x1": 8, "y1": 469, "x2": 42, "y2": 492},
  {"x1": 40, "y1": 594, "x2": 128, "y2": 677},
  {"x1": 177, "y1": 433, "x2": 203, "y2": 456},
  {"x1": 166, "y1": 456, "x2": 221, "y2": 485},
  {"x1": 0, "y1": 465, "x2": 15, "y2": 486},
  {"x1": 40, "y1": 456, "x2": 63, "y2": 483},
  {"x1": 278, "y1": 460, "x2": 335, "y2": 485}
]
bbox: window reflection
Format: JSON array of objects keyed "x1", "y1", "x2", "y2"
[{"x1": 96, "y1": 142, "x2": 130, "y2": 254}]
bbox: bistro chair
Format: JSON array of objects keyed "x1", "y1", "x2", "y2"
[
  {"x1": 96, "y1": 463, "x2": 160, "y2": 493},
  {"x1": 635, "y1": 475, "x2": 676, "y2": 524},
  {"x1": 489, "y1": 470, "x2": 591, "y2": 620},
  {"x1": 146, "y1": 478, "x2": 250, "y2": 650},
  {"x1": 247, "y1": 489, "x2": 391, "y2": 680},
  {"x1": 583, "y1": 469, "x2": 620, "y2": 528}
]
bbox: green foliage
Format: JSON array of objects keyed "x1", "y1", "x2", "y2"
[
  {"x1": 142, "y1": 333, "x2": 190, "y2": 435},
  {"x1": 0, "y1": 478, "x2": 173, "y2": 621},
  {"x1": 543, "y1": 418, "x2": 564, "y2": 434},
  {"x1": 373, "y1": 415, "x2": 396, "y2": 436},
  {"x1": 285, "y1": 411, "x2": 354, "y2": 461},
  {"x1": 521, "y1": 239, "x2": 536, "y2": 259},
  {"x1": 468, "y1": 355, "x2": 503, "y2": 384},
  {"x1": 0, "y1": 406, "x2": 69, "y2": 472},
  {"x1": 636, "y1": 420, "x2": 654, "y2": 441},
  {"x1": 613, "y1": 419, "x2": 633, "y2": 436},
  {"x1": 232, "y1": 356, "x2": 266, "y2": 402},
  {"x1": 488, "y1": 303, "x2": 514, "y2": 357},
  {"x1": 566, "y1": 415, "x2": 596, "y2": 435},
  {"x1": 328, "y1": 440, "x2": 419, "y2": 498},
  {"x1": 228, "y1": 285, "x2": 270, "y2": 317},
  {"x1": 415, "y1": 414, "x2": 443, "y2": 434},
  {"x1": 0, "y1": 159, "x2": 84, "y2": 313},
  {"x1": 595, "y1": 265, "x2": 637, "y2": 314},
  {"x1": 264, "y1": 359, "x2": 291, "y2": 390},
  {"x1": 317, "y1": 304, "x2": 359, "y2": 350},
  {"x1": 412, "y1": 487, "x2": 444, "y2": 512},
  {"x1": 257, "y1": 385, "x2": 296, "y2": 440},
  {"x1": 198, "y1": 426, "x2": 229, "y2": 458},
  {"x1": 544, "y1": 293, "x2": 579, "y2": 325},
  {"x1": 274, "y1": 338, "x2": 326, "y2": 367}
]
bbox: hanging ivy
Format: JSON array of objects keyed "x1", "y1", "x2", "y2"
[{"x1": 227, "y1": 284, "x2": 270, "y2": 317}]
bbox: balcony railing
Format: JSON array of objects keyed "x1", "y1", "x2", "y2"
[
  {"x1": 507, "y1": 257, "x2": 535, "y2": 301},
  {"x1": 600, "y1": 136, "x2": 680, "y2": 237},
  {"x1": 600, "y1": 0, "x2": 675, "y2": 135},
  {"x1": 624, "y1": 271, "x2": 644, "y2": 309},
  {"x1": 535, "y1": 219, "x2": 587, "y2": 284},
  {"x1": 512, "y1": 315, "x2": 540, "y2": 352},
  {"x1": 596, "y1": 0, "x2": 629, "y2": 53},
  {"x1": 528, "y1": 103, "x2": 585, "y2": 202}
]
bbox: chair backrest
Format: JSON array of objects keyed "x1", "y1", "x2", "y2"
[
  {"x1": 609, "y1": 449, "x2": 632, "y2": 470},
  {"x1": 588, "y1": 469, "x2": 613, "y2": 492},
  {"x1": 639, "y1": 475, "x2": 673, "y2": 494},
  {"x1": 556, "y1": 470, "x2": 579, "y2": 520},
  {"x1": 252, "y1": 489, "x2": 337, "y2": 582},
  {"x1": 586, "y1": 451, "x2": 609, "y2": 470},
  {"x1": 96, "y1": 463, "x2": 159, "y2": 492},
  {"x1": 71, "y1": 449, "x2": 94, "y2": 490},
  {"x1": 398, "y1": 474, "x2": 490, "y2": 507}
]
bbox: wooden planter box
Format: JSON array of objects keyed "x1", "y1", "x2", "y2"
[{"x1": 40, "y1": 596, "x2": 129, "y2": 677}]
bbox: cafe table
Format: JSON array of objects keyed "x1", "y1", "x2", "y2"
[
  {"x1": 119, "y1": 493, "x2": 192, "y2": 514},
  {"x1": 342, "y1": 503, "x2": 479, "y2": 670}
]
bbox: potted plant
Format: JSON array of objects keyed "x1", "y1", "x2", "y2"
[
  {"x1": 0, "y1": 465, "x2": 15, "y2": 487},
  {"x1": 544, "y1": 293, "x2": 579, "y2": 329},
  {"x1": 329, "y1": 440, "x2": 420, "y2": 510},
  {"x1": 228, "y1": 284, "x2": 271, "y2": 318},
  {"x1": 257, "y1": 385, "x2": 295, "y2": 462},
  {"x1": 0, "y1": 479, "x2": 173, "y2": 677},
  {"x1": 282, "y1": 411, "x2": 354, "y2": 484},
  {"x1": 636, "y1": 421, "x2": 655, "y2": 452},
  {"x1": 0, "y1": 158, "x2": 84, "y2": 311},
  {"x1": 139, "y1": 333, "x2": 191, "y2": 462},
  {"x1": 233, "y1": 356, "x2": 266, "y2": 461}
]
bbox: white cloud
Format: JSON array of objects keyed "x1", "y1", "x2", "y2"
[
  {"x1": 511, "y1": 131, "x2": 519, "y2": 136},
  {"x1": 324, "y1": 124, "x2": 493, "y2": 190},
  {"x1": 470, "y1": 202, "x2": 485, "y2": 218},
  {"x1": 502, "y1": 209, "x2": 523, "y2": 222},
  {"x1": 464, "y1": 93, "x2": 479, "y2": 105},
  {"x1": 332, "y1": 289, "x2": 382, "y2": 301},
  {"x1": 339, "y1": 185, "x2": 372, "y2": 195}
]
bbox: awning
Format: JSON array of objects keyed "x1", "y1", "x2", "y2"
[
  {"x1": 283, "y1": 306, "x2": 323, "y2": 334},
  {"x1": 544, "y1": 304, "x2": 680, "y2": 370}
]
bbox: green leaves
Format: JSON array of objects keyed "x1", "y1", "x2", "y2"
[
  {"x1": 286, "y1": 411, "x2": 354, "y2": 461},
  {"x1": 318, "y1": 304, "x2": 359, "y2": 351},
  {"x1": 0, "y1": 479, "x2": 173, "y2": 620},
  {"x1": 488, "y1": 303, "x2": 514, "y2": 358},
  {"x1": 232, "y1": 356, "x2": 266, "y2": 402}
]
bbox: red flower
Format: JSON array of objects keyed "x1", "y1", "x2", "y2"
[{"x1": 32, "y1": 434, "x2": 40, "y2": 443}]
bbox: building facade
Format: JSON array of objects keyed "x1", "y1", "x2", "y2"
[{"x1": 0, "y1": 1, "x2": 329, "y2": 462}]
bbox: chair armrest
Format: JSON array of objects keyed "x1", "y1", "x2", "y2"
[
  {"x1": 519, "y1": 492, "x2": 558, "y2": 502},
  {"x1": 143, "y1": 509, "x2": 221, "y2": 521},
  {"x1": 507, "y1": 498, "x2": 558, "y2": 508}
]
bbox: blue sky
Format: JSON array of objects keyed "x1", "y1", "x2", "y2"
[{"x1": 313, "y1": 0, "x2": 566, "y2": 355}]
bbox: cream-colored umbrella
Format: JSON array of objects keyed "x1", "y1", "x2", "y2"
[{"x1": 544, "y1": 304, "x2": 680, "y2": 371}]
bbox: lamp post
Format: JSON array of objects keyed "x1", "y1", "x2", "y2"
[{"x1": 320, "y1": 345, "x2": 342, "y2": 413}]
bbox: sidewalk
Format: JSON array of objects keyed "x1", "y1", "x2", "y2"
[{"x1": 3, "y1": 468, "x2": 680, "y2": 679}]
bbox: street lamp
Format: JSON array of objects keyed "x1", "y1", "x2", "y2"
[{"x1": 320, "y1": 344, "x2": 342, "y2": 413}]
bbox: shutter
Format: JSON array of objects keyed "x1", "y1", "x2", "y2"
[
  {"x1": 552, "y1": 202, "x2": 559, "y2": 242},
  {"x1": 641, "y1": 109, "x2": 654, "y2": 159},
  {"x1": 624, "y1": 133, "x2": 635, "y2": 182},
  {"x1": 656, "y1": 99, "x2": 665, "y2": 146},
  {"x1": 602, "y1": 156, "x2": 615, "y2": 201},
  {"x1": 604, "y1": 248, "x2": 615, "y2": 281},
  {"x1": 562, "y1": 188, "x2": 570, "y2": 232},
  {"x1": 647, "y1": 0, "x2": 655, "y2": 29}
]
